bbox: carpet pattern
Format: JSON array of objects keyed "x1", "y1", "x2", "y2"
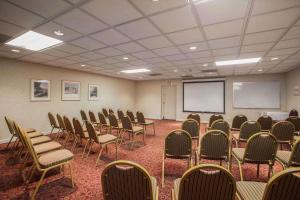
[{"x1": 0, "y1": 120, "x2": 284, "y2": 200}]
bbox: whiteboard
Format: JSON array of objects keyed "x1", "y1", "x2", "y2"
[
  {"x1": 183, "y1": 81, "x2": 225, "y2": 113},
  {"x1": 233, "y1": 82, "x2": 280, "y2": 109}
]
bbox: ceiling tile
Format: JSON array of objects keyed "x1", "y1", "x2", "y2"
[
  {"x1": 178, "y1": 42, "x2": 208, "y2": 53},
  {"x1": 186, "y1": 50, "x2": 211, "y2": 58},
  {"x1": 0, "y1": 1, "x2": 44, "y2": 29},
  {"x1": 45, "y1": 58, "x2": 77, "y2": 66},
  {"x1": 90, "y1": 29, "x2": 130, "y2": 45},
  {"x1": 0, "y1": 50, "x2": 24, "y2": 58},
  {"x1": 212, "y1": 47, "x2": 239, "y2": 56},
  {"x1": 167, "y1": 28, "x2": 204, "y2": 44},
  {"x1": 165, "y1": 54, "x2": 187, "y2": 61},
  {"x1": 153, "y1": 46, "x2": 180, "y2": 56},
  {"x1": 131, "y1": 0, "x2": 186, "y2": 15},
  {"x1": 143, "y1": 57, "x2": 165, "y2": 63},
  {"x1": 246, "y1": 8, "x2": 300, "y2": 33},
  {"x1": 116, "y1": 19, "x2": 160, "y2": 40},
  {"x1": 150, "y1": 6, "x2": 197, "y2": 33},
  {"x1": 86, "y1": 59, "x2": 105, "y2": 66},
  {"x1": 115, "y1": 42, "x2": 146, "y2": 53},
  {"x1": 79, "y1": 52, "x2": 105, "y2": 59},
  {"x1": 138, "y1": 35, "x2": 172, "y2": 49},
  {"x1": 81, "y1": 0, "x2": 142, "y2": 25},
  {"x1": 9, "y1": 0, "x2": 72, "y2": 18},
  {"x1": 243, "y1": 29, "x2": 286, "y2": 45},
  {"x1": 40, "y1": 48, "x2": 70, "y2": 57},
  {"x1": 95, "y1": 47, "x2": 125, "y2": 56},
  {"x1": 239, "y1": 51, "x2": 265, "y2": 58},
  {"x1": 54, "y1": 43, "x2": 87, "y2": 54},
  {"x1": 208, "y1": 36, "x2": 241, "y2": 49},
  {"x1": 102, "y1": 57, "x2": 120, "y2": 64},
  {"x1": 131, "y1": 51, "x2": 157, "y2": 59},
  {"x1": 274, "y1": 38, "x2": 300, "y2": 49},
  {"x1": 241, "y1": 42, "x2": 274, "y2": 53},
  {"x1": 283, "y1": 26, "x2": 300, "y2": 40},
  {"x1": 252, "y1": 0, "x2": 300, "y2": 15},
  {"x1": 65, "y1": 55, "x2": 89, "y2": 62},
  {"x1": 54, "y1": 9, "x2": 107, "y2": 34},
  {"x1": 267, "y1": 47, "x2": 300, "y2": 56},
  {"x1": 21, "y1": 53, "x2": 56, "y2": 62},
  {"x1": 195, "y1": 0, "x2": 248, "y2": 25},
  {"x1": 0, "y1": 21, "x2": 25, "y2": 37},
  {"x1": 204, "y1": 19, "x2": 244, "y2": 40},
  {"x1": 70, "y1": 37, "x2": 106, "y2": 50}
]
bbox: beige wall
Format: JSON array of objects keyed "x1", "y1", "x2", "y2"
[
  {"x1": 0, "y1": 58, "x2": 136, "y2": 142},
  {"x1": 286, "y1": 66, "x2": 300, "y2": 112},
  {"x1": 136, "y1": 74, "x2": 287, "y2": 123}
]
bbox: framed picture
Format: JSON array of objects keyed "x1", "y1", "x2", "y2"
[
  {"x1": 31, "y1": 79, "x2": 51, "y2": 101},
  {"x1": 62, "y1": 80, "x2": 80, "y2": 101},
  {"x1": 88, "y1": 84, "x2": 100, "y2": 101}
]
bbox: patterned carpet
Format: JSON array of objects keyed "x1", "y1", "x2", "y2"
[{"x1": 0, "y1": 119, "x2": 284, "y2": 200}]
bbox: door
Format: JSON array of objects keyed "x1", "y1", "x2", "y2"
[{"x1": 161, "y1": 85, "x2": 176, "y2": 120}]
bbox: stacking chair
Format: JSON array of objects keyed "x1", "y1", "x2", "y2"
[
  {"x1": 109, "y1": 108, "x2": 114, "y2": 114},
  {"x1": 102, "y1": 108, "x2": 109, "y2": 118},
  {"x1": 271, "y1": 121, "x2": 295, "y2": 149},
  {"x1": 286, "y1": 116, "x2": 300, "y2": 135},
  {"x1": 210, "y1": 119, "x2": 230, "y2": 135},
  {"x1": 187, "y1": 113, "x2": 200, "y2": 126},
  {"x1": 117, "y1": 109, "x2": 124, "y2": 121},
  {"x1": 232, "y1": 121, "x2": 261, "y2": 147},
  {"x1": 127, "y1": 110, "x2": 137, "y2": 124},
  {"x1": 231, "y1": 114, "x2": 248, "y2": 132},
  {"x1": 85, "y1": 121, "x2": 118, "y2": 166},
  {"x1": 276, "y1": 139, "x2": 300, "y2": 168},
  {"x1": 15, "y1": 123, "x2": 74, "y2": 199},
  {"x1": 236, "y1": 167, "x2": 300, "y2": 200},
  {"x1": 231, "y1": 132, "x2": 278, "y2": 181},
  {"x1": 80, "y1": 110, "x2": 89, "y2": 127},
  {"x1": 89, "y1": 110, "x2": 100, "y2": 128},
  {"x1": 73, "y1": 118, "x2": 89, "y2": 155},
  {"x1": 63, "y1": 116, "x2": 76, "y2": 148},
  {"x1": 137, "y1": 111, "x2": 155, "y2": 135},
  {"x1": 162, "y1": 130, "x2": 192, "y2": 187},
  {"x1": 101, "y1": 160, "x2": 159, "y2": 200},
  {"x1": 181, "y1": 119, "x2": 200, "y2": 146},
  {"x1": 98, "y1": 112, "x2": 110, "y2": 133},
  {"x1": 121, "y1": 116, "x2": 145, "y2": 149},
  {"x1": 172, "y1": 164, "x2": 236, "y2": 200},
  {"x1": 195, "y1": 130, "x2": 230, "y2": 168},
  {"x1": 257, "y1": 115, "x2": 273, "y2": 132},
  {"x1": 108, "y1": 113, "x2": 123, "y2": 137},
  {"x1": 48, "y1": 112, "x2": 60, "y2": 136},
  {"x1": 56, "y1": 114, "x2": 67, "y2": 140},
  {"x1": 207, "y1": 114, "x2": 224, "y2": 129}
]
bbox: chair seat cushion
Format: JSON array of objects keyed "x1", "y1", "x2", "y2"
[
  {"x1": 236, "y1": 181, "x2": 266, "y2": 200},
  {"x1": 133, "y1": 126, "x2": 144, "y2": 133},
  {"x1": 34, "y1": 141, "x2": 62, "y2": 154},
  {"x1": 276, "y1": 150, "x2": 291, "y2": 165},
  {"x1": 25, "y1": 128, "x2": 36, "y2": 133},
  {"x1": 173, "y1": 178, "x2": 181, "y2": 200},
  {"x1": 38, "y1": 149, "x2": 74, "y2": 168},
  {"x1": 27, "y1": 131, "x2": 43, "y2": 138},
  {"x1": 31, "y1": 136, "x2": 51, "y2": 145},
  {"x1": 232, "y1": 148, "x2": 245, "y2": 161},
  {"x1": 98, "y1": 134, "x2": 117, "y2": 144},
  {"x1": 295, "y1": 136, "x2": 300, "y2": 141},
  {"x1": 140, "y1": 120, "x2": 154, "y2": 125}
]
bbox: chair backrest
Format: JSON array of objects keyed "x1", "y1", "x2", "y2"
[
  {"x1": 109, "y1": 108, "x2": 114, "y2": 114},
  {"x1": 80, "y1": 110, "x2": 88, "y2": 122},
  {"x1": 102, "y1": 108, "x2": 109, "y2": 117},
  {"x1": 286, "y1": 117, "x2": 300, "y2": 132},
  {"x1": 48, "y1": 112, "x2": 58, "y2": 128},
  {"x1": 86, "y1": 121, "x2": 99, "y2": 143},
  {"x1": 200, "y1": 130, "x2": 229, "y2": 160},
  {"x1": 73, "y1": 118, "x2": 85, "y2": 139},
  {"x1": 208, "y1": 114, "x2": 223, "y2": 127},
  {"x1": 165, "y1": 130, "x2": 192, "y2": 157},
  {"x1": 257, "y1": 115, "x2": 273, "y2": 131},
  {"x1": 289, "y1": 109, "x2": 298, "y2": 117},
  {"x1": 121, "y1": 116, "x2": 133, "y2": 131},
  {"x1": 182, "y1": 119, "x2": 199, "y2": 138},
  {"x1": 136, "y1": 111, "x2": 146, "y2": 123},
  {"x1": 239, "y1": 121, "x2": 261, "y2": 140},
  {"x1": 126, "y1": 110, "x2": 135, "y2": 123},
  {"x1": 187, "y1": 113, "x2": 200, "y2": 125},
  {"x1": 243, "y1": 132, "x2": 278, "y2": 164},
  {"x1": 271, "y1": 121, "x2": 295, "y2": 142},
  {"x1": 262, "y1": 168, "x2": 300, "y2": 200},
  {"x1": 89, "y1": 110, "x2": 97, "y2": 123},
  {"x1": 5, "y1": 116, "x2": 15, "y2": 135},
  {"x1": 231, "y1": 114, "x2": 248, "y2": 130},
  {"x1": 57, "y1": 114, "x2": 66, "y2": 130},
  {"x1": 211, "y1": 119, "x2": 230, "y2": 135},
  {"x1": 98, "y1": 112, "x2": 108, "y2": 125},
  {"x1": 63, "y1": 116, "x2": 74, "y2": 134},
  {"x1": 177, "y1": 164, "x2": 236, "y2": 200},
  {"x1": 288, "y1": 140, "x2": 300, "y2": 167},
  {"x1": 101, "y1": 160, "x2": 155, "y2": 200},
  {"x1": 117, "y1": 109, "x2": 124, "y2": 120},
  {"x1": 109, "y1": 113, "x2": 119, "y2": 128}
]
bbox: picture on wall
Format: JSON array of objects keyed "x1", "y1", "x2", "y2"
[
  {"x1": 88, "y1": 84, "x2": 100, "y2": 101},
  {"x1": 62, "y1": 80, "x2": 80, "y2": 101},
  {"x1": 31, "y1": 79, "x2": 50, "y2": 101}
]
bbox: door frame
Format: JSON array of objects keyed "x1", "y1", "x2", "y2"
[{"x1": 161, "y1": 85, "x2": 177, "y2": 120}]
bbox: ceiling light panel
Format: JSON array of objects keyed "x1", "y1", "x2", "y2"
[{"x1": 215, "y1": 57, "x2": 261, "y2": 66}]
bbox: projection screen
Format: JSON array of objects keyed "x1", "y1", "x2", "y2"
[{"x1": 183, "y1": 81, "x2": 225, "y2": 113}]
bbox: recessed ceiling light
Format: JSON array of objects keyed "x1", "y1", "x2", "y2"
[
  {"x1": 6, "y1": 31, "x2": 63, "y2": 51},
  {"x1": 174, "y1": 69, "x2": 178, "y2": 72},
  {"x1": 152, "y1": 0, "x2": 159, "y2": 2},
  {"x1": 189, "y1": 46, "x2": 197, "y2": 50},
  {"x1": 81, "y1": 64, "x2": 86, "y2": 67},
  {"x1": 215, "y1": 57, "x2": 261, "y2": 66},
  {"x1": 202, "y1": 63, "x2": 208, "y2": 67},
  {"x1": 271, "y1": 57, "x2": 279, "y2": 61},
  {"x1": 121, "y1": 69, "x2": 150, "y2": 74},
  {"x1": 54, "y1": 30, "x2": 64, "y2": 36},
  {"x1": 258, "y1": 69, "x2": 263, "y2": 72},
  {"x1": 11, "y1": 49, "x2": 20, "y2": 53},
  {"x1": 123, "y1": 56, "x2": 129, "y2": 60}
]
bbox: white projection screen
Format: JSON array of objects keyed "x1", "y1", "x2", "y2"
[{"x1": 183, "y1": 81, "x2": 225, "y2": 113}]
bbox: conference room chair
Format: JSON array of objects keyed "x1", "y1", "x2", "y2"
[
  {"x1": 109, "y1": 108, "x2": 114, "y2": 114},
  {"x1": 101, "y1": 160, "x2": 159, "y2": 200},
  {"x1": 63, "y1": 116, "x2": 77, "y2": 149},
  {"x1": 89, "y1": 110, "x2": 100, "y2": 128},
  {"x1": 85, "y1": 121, "x2": 118, "y2": 166},
  {"x1": 286, "y1": 116, "x2": 300, "y2": 135},
  {"x1": 210, "y1": 119, "x2": 230, "y2": 135},
  {"x1": 207, "y1": 114, "x2": 224, "y2": 130},
  {"x1": 73, "y1": 118, "x2": 90, "y2": 156},
  {"x1": 15, "y1": 123, "x2": 74, "y2": 199},
  {"x1": 121, "y1": 116, "x2": 145, "y2": 149},
  {"x1": 289, "y1": 109, "x2": 298, "y2": 117},
  {"x1": 187, "y1": 113, "x2": 200, "y2": 126},
  {"x1": 102, "y1": 108, "x2": 109, "y2": 118},
  {"x1": 80, "y1": 110, "x2": 89, "y2": 127},
  {"x1": 56, "y1": 113, "x2": 67, "y2": 140},
  {"x1": 137, "y1": 111, "x2": 155, "y2": 135},
  {"x1": 276, "y1": 139, "x2": 300, "y2": 169},
  {"x1": 108, "y1": 113, "x2": 123, "y2": 137},
  {"x1": 236, "y1": 167, "x2": 300, "y2": 200},
  {"x1": 117, "y1": 109, "x2": 124, "y2": 120},
  {"x1": 257, "y1": 115, "x2": 273, "y2": 132},
  {"x1": 126, "y1": 110, "x2": 137, "y2": 124},
  {"x1": 181, "y1": 119, "x2": 200, "y2": 146},
  {"x1": 162, "y1": 130, "x2": 192, "y2": 187},
  {"x1": 231, "y1": 132, "x2": 278, "y2": 181},
  {"x1": 232, "y1": 121, "x2": 261, "y2": 147},
  {"x1": 231, "y1": 114, "x2": 248, "y2": 132},
  {"x1": 172, "y1": 164, "x2": 236, "y2": 200},
  {"x1": 195, "y1": 130, "x2": 230, "y2": 169},
  {"x1": 48, "y1": 112, "x2": 60, "y2": 136},
  {"x1": 271, "y1": 121, "x2": 295, "y2": 150},
  {"x1": 98, "y1": 112, "x2": 110, "y2": 133}
]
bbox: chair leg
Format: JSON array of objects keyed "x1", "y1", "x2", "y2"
[
  {"x1": 115, "y1": 142, "x2": 118, "y2": 160},
  {"x1": 5, "y1": 135, "x2": 14, "y2": 150},
  {"x1": 26, "y1": 165, "x2": 36, "y2": 185},
  {"x1": 256, "y1": 164, "x2": 260, "y2": 177},
  {"x1": 82, "y1": 139, "x2": 89, "y2": 158},
  {"x1": 130, "y1": 134, "x2": 135, "y2": 150},
  {"x1": 68, "y1": 163, "x2": 74, "y2": 188},
  {"x1": 237, "y1": 161, "x2": 243, "y2": 181},
  {"x1": 95, "y1": 145, "x2": 104, "y2": 167},
  {"x1": 162, "y1": 156, "x2": 165, "y2": 188},
  {"x1": 153, "y1": 123, "x2": 156, "y2": 135},
  {"x1": 86, "y1": 141, "x2": 94, "y2": 158},
  {"x1": 31, "y1": 170, "x2": 47, "y2": 199}
]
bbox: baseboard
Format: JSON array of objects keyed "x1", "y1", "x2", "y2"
[{"x1": 0, "y1": 131, "x2": 50, "y2": 144}]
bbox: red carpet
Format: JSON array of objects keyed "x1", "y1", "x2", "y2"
[{"x1": 0, "y1": 120, "x2": 284, "y2": 199}]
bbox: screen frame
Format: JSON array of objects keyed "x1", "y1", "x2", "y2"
[{"x1": 182, "y1": 80, "x2": 226, "y2": 114}]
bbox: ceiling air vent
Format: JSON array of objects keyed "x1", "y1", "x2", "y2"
[
  {"x1": 0, "y1": 33, "x2": 12, "y2": 44},
  {"x1": 148, "y1": 73, "x2": 162, "y2": 76}
]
